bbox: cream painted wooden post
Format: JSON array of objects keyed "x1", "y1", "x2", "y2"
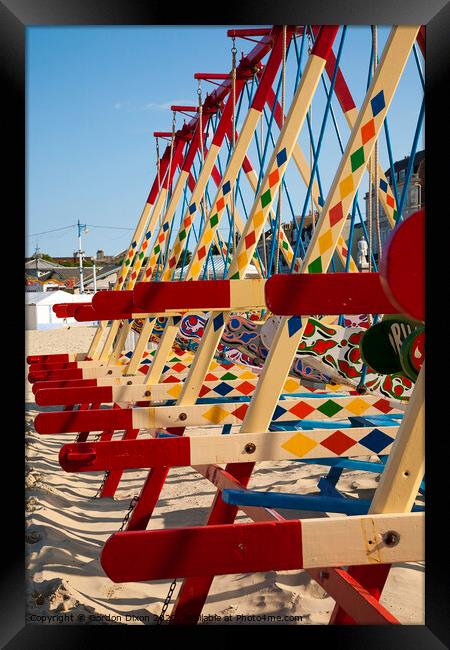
[
  {"x1": 176, "y1": 28, "x2": 339, "y2": 407},
  {"x1": 239, "y1": 26, "x2": 419, "y2": 434}
]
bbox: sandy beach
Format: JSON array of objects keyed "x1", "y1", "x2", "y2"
[{"x1": 25, "y1": 326, "x2": 424, "y2": 625}]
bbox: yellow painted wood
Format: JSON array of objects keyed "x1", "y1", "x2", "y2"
[
  {"x1": 241, "y1": 26, "x2": 419, "y2": 435},
  {"x1": 370, "y1": 365, "x2": 424, "y2": 514},
  {"x1": 178, "y1": 51, "x2": 330, "y2": 406}
]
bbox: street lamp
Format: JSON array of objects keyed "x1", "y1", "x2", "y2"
[{"x1": 74, "y1": 220, "x2": 88, "y2": 293}]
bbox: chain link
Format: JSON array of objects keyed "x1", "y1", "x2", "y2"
[
  {"x1": 156, "y1": 578, "x2": 177, "y2": 624},
  {"x1": 90, "y1": 470, "x2": 110, "y2": 500},
  {"x1": 118, "y1": 494, "x2": 139, "y2": 531}
]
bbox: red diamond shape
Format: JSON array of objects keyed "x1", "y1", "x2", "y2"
[
  {"x1": 184, "y1": 216, "x2": 191, "y2": 227},
  {"x1": 199, "y1": 385, "x2": 211, "y2": 397},
  {"x1": 373, "y1": 399, "x2": 392, "y2": 414},
  {"x1": 245, "y1": 232, "x2": 256, "y2": 248},
  {"x1": 162, "y1": 374, "x2": 181, "y2": 383},
  {"x1": 159, "y1": 233, "x2": 165, "y2": 243},
  {"x1": 361, "y1": 119, "x2": 375, "y2": 144},
  {"x1": 289, "y1": 401, "x2": 315, "y2": 419},
  {"x1": 269, "y1": 168, "x2": 279, "y2": 187},
  {"x1": 217, "y1": 197, "x2": 225, "y2": 212},
  {"x1": 329, "y1": 202, "x2": 344, "y2": 227},
  {"x1": 321, "y1": 430, "x2": 356, "y2": 455},
  {"x1": 205, "y1": 373, "x2": 219, "y2": 381},
  {"x1": 198, "y1": 246, "x2": 207, "y2": 260},
  {"x1": 386, "y1": 194, "x2": 395, "y2": 208},
  {"x1": 236, "y1": 381, "x2": 255, "y2": 396},
  {"x1": 142, "y1": 241, "x2": 148, "y2": 250},
  {"x1": 169, "y1": 257, "x2": 176, "y2": 267},
  {"x1": 232, "y1": 403, "x2": 249, "y2": 420},
  {"x1": 131, "y1": 272, "x2": 137, "y2": 280},
  {"x1": 172, "y1": 363, "x2": 186, "y2": 373}
]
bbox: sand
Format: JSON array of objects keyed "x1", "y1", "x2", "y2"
[{"x1": 25, "y1": 326, "x2": 425, "y2": 625}]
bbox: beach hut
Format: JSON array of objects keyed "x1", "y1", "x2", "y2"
[{"x1": 25, "y1": 290, "x2": 95, "y2": 330}]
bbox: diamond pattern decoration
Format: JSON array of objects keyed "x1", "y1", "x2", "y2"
[
  {"x1": 339, "y1": 174, "x2": 354, "y2": 200},
  {"x1": 287, "y1": 315, "x2": 303, "y2": 338},
  {"x1": 214, "y1": 382, "x2": 233, "y2": 397},
  {"x1": 216, "y1": 197, "x2": 225, "y2": 212},
  {"x1": 189, "y1": 202, "x2": 197, "y2": 214},
  {"x1": 329, "y1": 201, "x2": 344, "y2": 227},
  {"x1": 373, "y1": 399, "x2": 392, "y2": 414},
  {"x1": 359, "y1": 428, "x2": 394, "y2": 454},
  {"x1": 272, "y1": 405, "x2": 287, "y2": 421},
  {"x1": 346, "y1": 398, "x2": 370, "y2": 416},
  {"x1": 222, "y1": 180, "x2": 231, "y2": 195},
  {"x1": 319, "y1": 230, "x2": 333, "y2": 254},
  {"x1": 260, "y1": 189, "x2": 271, "y2": 208},
  {"x1": 281, "y1": 432, "x2": 318, "y2": 458},
  {"x1": 289, "y1": 401, "x2": 315, "y2": 419},
  {"x1": 232, "y1": 403, "x2": 249, "y2": 421},
  {"x1": 350, "y1": 146, "x2": 365, "y2": 172},
  {"x1": 213, "y1": 313, "x2": 224, "y2": 331},
  {"x1": 276, "y1": 148, "x2": 287, "y2": 167},
  {"x1": 321, "y1": 430, "x2": 356, "y2": 455},
  {"x1": 236, "y1": 381, "x2": 255, "y2": 396},
  {"x1": 269, "y1": 169, "x2": 280, "y2": 186},
  {"x1": 167, "y1": 384, "x2": 182, "y2": 399},
  {"x1": 317, "y1": 400, "x2": 343, "y2": 417},
  {"x1": 361, "y1": 118, "x2": 375, "y2": 144},
  {"x1": 307, "y1": 256, "x2": 323, "y2": 274},
  {"x1": 202, "y1": 406, "x2": 231, "y2": 424},
  {"x1": 371, "y1": 90, "x2": 386, "y2": 117}
]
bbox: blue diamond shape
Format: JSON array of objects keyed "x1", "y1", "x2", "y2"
[
  {"x1": 222, "y1": 180, "x2": 231, "y2": 195},
  {"x1": 214, "y1": 382, "x2": 233, "y2": 397},
  {"x1": 318, "y1": 195, "x2": 324, "y2": 207},
  {"x1": 163, "y1": 221, "x2": 169, "y2": 231},
  {"x1": 145, "y1": 231, "x2": 152, "y2": 239},
  {"x1": 162, "y1": 365, "x2": 170, "y2": 374},
  {"x1": 272, "y1": 405, "x2": 287, "y2": 420},
  {"x1": 131, "y1": 240, "x2": 137, "y2": 248},
  {"x1": 287, "y1": 315, "x2": 303, "y2": 338},
  {"x1": 359, "y1": 428, "x2": 394, "y2": 454},
  {"x1": 172, "y1": 316, "x2": 181, "y2": 325},
  {"x1": 213, "y1": 313, "x2": 224, "y2": 331},
  {"x1": 276, "y1": 148, "x2": 287, "y2": 167},
  {"x1": 371, "y1": 90, "x2": 385, "y2": 117},
  {"x1": 142, "y1": 358, "x2": 151, "y2": 365},
  {"x1": 379, "y1": 178, "x2": 388, "y2": 193},
  {"x1": 189, "y1": 202, "x2": 197, "y2": 214}
]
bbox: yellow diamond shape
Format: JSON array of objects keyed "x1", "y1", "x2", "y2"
[
  {"x1": 254, "y1": 210, "x2": 264, "y2": 226},
  {"x1": 282, "y1": 432, "x2": 318, "y2": 457},
  {"x1": 190, "y1": 261, "x2": 202, "y2": 278},
  {"x1": 318, "y1": 230, "x2": 333, "y2": 254},
  {"x1": 239, "y1": 370, "x2": 257, "y2": 379},
  {"x1": 209, "y1": 361, "x2": 219, "y2": 370},
  {"x1": 339, "y1": 174, "x2": 354, "y2": 199},
  {"x1": 346, "y1": 397, "x2": 370, "y2": 415},
  {"x1": 283, "y1": 378, "x2": 300, "y2": 393},
  {"x1": 203, "y1": 406, "x2": 230, "y2": 424},
  {"x1": 167, "y1": 383, "x2": 182, "y2": 399},
  {"x1": 174, "y1": 242, "x2": 181, "y2": 255},
  {"x1": 326, "y1": 383, "x2": 345, "y2": 392},
  {"x1": 204, "y1": 229, "x2": 214, "y2": 244},
  {"x1": 238, "y1": 251, "x2": 248, "y2": 270}
]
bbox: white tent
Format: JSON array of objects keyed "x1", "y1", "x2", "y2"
[{"x1": 25, "y1": 290, "x2": 95, "y2": 330}]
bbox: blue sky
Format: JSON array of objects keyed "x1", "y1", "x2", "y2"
[{"x1": 26, "y1": 26, "x2": 424, "y2": 258}]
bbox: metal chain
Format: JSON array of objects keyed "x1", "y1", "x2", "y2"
[
  {"x1": 90, "y1": 470, "x2": 110, "y2": 500},
  {"x1": 156, "y1": 578, "x2": 177, "y2": 624},
  {"x1": 118, "y1": 494, "x2": 139, "y2": 531}
]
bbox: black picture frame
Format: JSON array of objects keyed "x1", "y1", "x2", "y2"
[{"x1": 3, "y1": 0, "x2": 449, "y2": 646}]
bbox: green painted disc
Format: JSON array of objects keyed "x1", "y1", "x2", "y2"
[{"x1": 360, "y1": 317, "x2": 420, "y2": 375}]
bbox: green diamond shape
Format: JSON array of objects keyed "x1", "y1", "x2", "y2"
[
  {"x1": 125, "y1": 258, "x2": 131, "y2": 266},
  {"x1": 221, "y1": 372, "x2": 237, "y2": 380},
  {"x1": 154, "y1": 244, "x2": 160, "y2": 254},
  {"x1": 179, "y1": 229, "x2": 186, "y2": 241},
  {"x1": 318, "y1": 400, "x2": 343, "y2": 417},
  {"x1": 230, "y1": 271, "x2": 240, "y2": 280},
  {"x1": 260, "y1": 189, "x2": 272, "y2": 208},
  {"x1": 282, "y1": 240, "x2": 289, "y2": 250},
  {"x1": 350, "y1": 146, "x2": 365, "y2": 172},
  {"x1": 307, "y1": 257, "x2": 323, "y2": 274},
  {"x1": 210, "y1": 213, "x2": 219, "y2": 227},
  {"x1": 139, "y1": 251, "x2": 144, "y2": 260}
]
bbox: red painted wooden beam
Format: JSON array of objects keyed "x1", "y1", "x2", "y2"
[
  {"x1": 59, "y1": 437, "x2": 191, "y2": 472},
  {"x1": 265, "y1": 272, "x2": 399, "y2": 316},
  {"x1": 133, "y1": 280, "x2": 231, "y2": 312},
  {"x1": 101, "y1": 521, "x2": 301, "y2": 582},
  {"x1": 28, "y1": 368, "x2": 85, "y2": 383},
  {"x1": 27, "y1": 353, "x2": 71, "y2": 365},
  {"x1": 32, "y1": 379, "x2": 98, "y2": 395},
  {"x1": 35, "y1": 385, "x2": 113, "y2": 407},
  {"x1": 34, "y1": 408, "x2": 132, "y2": 435}
]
